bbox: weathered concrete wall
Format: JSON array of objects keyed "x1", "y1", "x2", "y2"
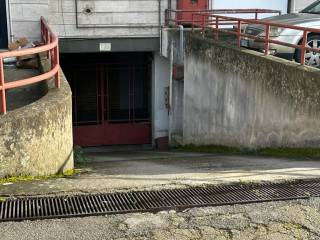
[
  {"x1": 8, "y1": 0, "x2": 171, "y2": 41},
  {"x1": 184, "y1": 34, "x2": 320, "y2": 149},
  {"x1": 0, "y1": 71, "x2": 73, "y2": 178}
]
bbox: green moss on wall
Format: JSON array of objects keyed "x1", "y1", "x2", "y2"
[
  {"x1": 0, "y1": 169, "x2": 81, "y2": 185},
  {"x1": 177, "y1": 144, "x2": 320, "y2": 158}
]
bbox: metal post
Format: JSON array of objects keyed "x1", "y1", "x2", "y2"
[
  {"x1": 237, "y1": 20, "x2": 242, "y2": 47},
  {"x1": 165, "y1": 9, "x2": 168, "y2": 26},
  {"x1": 215, "y1": 16, "x2": 219, "y2": 41},
  {"x1": 255, "y1": 12, "x2": 258, "y2": 20},
  {"x1": 41, "y1": 21, "x2": 44, "y2": 42},
  {"x1": 179, "y1": 25, "x2": 184, "y2": 63},
  {"x1": 192, "y1": 13, "x2": 194, "y2": 31},
  {"x1": 54, "y1": 45, "x2": 60, "y2": 88},
  {"x1": 264, "y1": 25, "x2": 270, "y2": 55},
  {"x1": 300, "y1": 30, "x2": 307, "y2": 65},
  {"x1": 50, "y1": 36, "x2": 53, "y2": 67},
  {"x1": 100, "y1": 65, "x2": 105, "y2": 123},
  {"x1": 202, "y1": 14, "x2": 205, "y2": 32},
  {"x1": 0, "y1": 57, "x2": 6, "y2": 114},
  {"x1": 47, "y1": 30, "x2": 51, "y2": 60}
]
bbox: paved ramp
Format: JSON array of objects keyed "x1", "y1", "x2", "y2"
[{"x1": 1, "y1": 150, "x2": 320, "y2": 197}]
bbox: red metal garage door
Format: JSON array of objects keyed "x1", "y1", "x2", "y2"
[{"x1": 62, "y1": 53, "x2": 152, "y2": 147}]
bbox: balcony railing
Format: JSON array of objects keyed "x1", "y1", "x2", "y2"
[{"x1": 0, "y1": 16, "x2": 60, "y2": 114}]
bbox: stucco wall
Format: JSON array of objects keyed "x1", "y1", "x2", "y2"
[
  {"x1": 0, "y1": 70, "x2": 73, "y2": 178},
  {"x1": 184, "y1": 33, "x2": 320, "y2": 149}
]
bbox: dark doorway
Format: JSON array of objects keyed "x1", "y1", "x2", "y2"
[
  {"x1": 0, "y1": 0, "x2": 8, "y2": 49},
  {"x1": 61, "y1": 52, "x2": 152, "y2": 146}
]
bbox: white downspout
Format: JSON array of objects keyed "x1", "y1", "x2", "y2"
[
  {"x1": 292, "y1": 0, "x2": 296, "y2": 13},
  {"x1": 7, "y1": 0, "x2": 13, "y2": 42},
  {"x1": 178, "y1": 25, "x2": 184, "y2": 64}
]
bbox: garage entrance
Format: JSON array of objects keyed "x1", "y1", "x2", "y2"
[{"x1": 61, "y1": 52, "x2": 152, "y2": 146}]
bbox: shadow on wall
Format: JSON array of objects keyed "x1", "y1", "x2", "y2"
[
  {"x1": 182, "y1": 33, "x2": 320, "y2": 149},
  {"x1": 0, "y1": 69, "x2": 74, "y2": 178}
]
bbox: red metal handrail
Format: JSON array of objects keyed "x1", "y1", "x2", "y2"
[
  {"x1": 165, "y1": 9, "x2": 281, "y2": 26},
  {"x1": 191, "y1": 12, "x2": 320, "y2": 66},
  {"x1": 0, "y1": 16, "x2": 60, "y2": 114}
]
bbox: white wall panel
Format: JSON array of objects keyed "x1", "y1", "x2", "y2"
[
  {"x1": 9, "y1": 0, "x2": 48, "y2": 41},
  {"x1": 211, "y1": 0, "x2": 288, "y2": 17},
  {"x1": 48, "y1": 0, "x2": 168, "y2": 38}
]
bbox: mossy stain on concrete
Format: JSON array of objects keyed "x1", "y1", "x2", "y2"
[
  {"x1": 177, "y1": 144, "x2": 320, "y2": 158},
  {"x1": 0, "y1": 169, "x2": 81, "y2": 185}
]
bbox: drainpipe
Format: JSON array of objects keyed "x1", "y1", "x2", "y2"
[
  {"x1": 209, "y1": 0, "x2": 213, "y2": 10},
  {"x1": 292, "y1": 0, "x2": 296, "y2": 13},
  {"x1": 7, "y1": 0, "x2": 13, "y2": 42},
  {"x1": 178, "y1": 25, "x2": 184, "y2": 64}
]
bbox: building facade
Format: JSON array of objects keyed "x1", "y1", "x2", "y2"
[{"x1": 0, "y1": 0, "x2": 317, "y2": 147}]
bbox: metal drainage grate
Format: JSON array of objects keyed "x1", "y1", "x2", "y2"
[{"x1": 1, "y1": 179, "x2": 320, "y2": 222}]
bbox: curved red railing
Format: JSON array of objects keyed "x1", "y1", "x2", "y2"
[{"x1": 0, "y1": 16, "x2": 60, "y2": 114}]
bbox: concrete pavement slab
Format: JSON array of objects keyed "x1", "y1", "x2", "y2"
[{"x1": 1, "y1": 150, "x2": 320, "y2": 197}]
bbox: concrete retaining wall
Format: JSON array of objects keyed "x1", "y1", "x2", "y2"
[
  {"x1": 5, "y1": 68, "x2": 47, "y2": 111},
  {"x1": 0, "y1": 71, "x2": 73, "y2": 178},
  {"x1": 184, "y1": 34, "x2": 320, "y2": 149}
]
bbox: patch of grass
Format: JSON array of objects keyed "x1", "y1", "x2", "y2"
[
  {"x1": 177, "y1": 144, "x2": 320, "y2": 158},
  {"x1": 304, "y1": 191, "x2": 312, "y2": 197},
  {"x1": 283, "y1": 222, "x2": 303, "y2": 231},
  {"x1": 74, "y1": 145, "x2": 88, "y2": 164},
  {"x1": 258, "y1": 148, "x2": 320, "y2": 158},
  {"x1": 0, "y1": 169, "x2": 81, "y2": 185},
  {"x1": 177, "y1": 145, "x2": 241, "y2": 154},
  {"x1": 62, "y1": 169, "x2": 80, "y2": 177}
]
